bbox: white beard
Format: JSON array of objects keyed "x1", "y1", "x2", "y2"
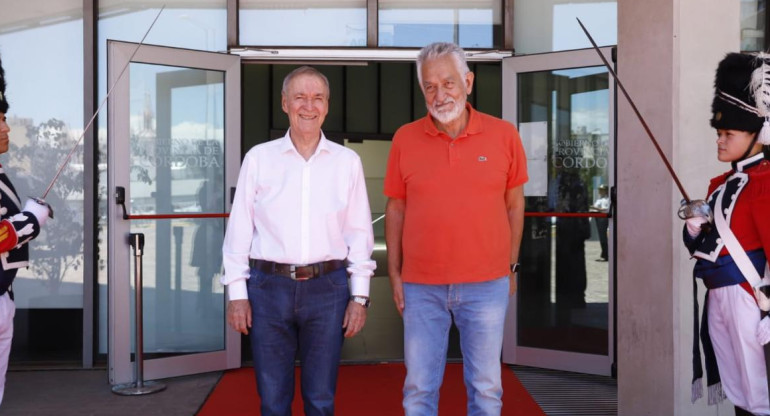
[{"x1": 428, "y1": 96, "x2": 466, "y2": 125}]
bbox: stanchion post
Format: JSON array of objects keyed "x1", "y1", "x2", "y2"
[{"x1": 112, "y1": 233, "x2": 166, "y2": 396}]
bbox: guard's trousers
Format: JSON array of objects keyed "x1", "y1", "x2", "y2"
[{"x1": 709, "y1": 284, "x2": 770, "y2": 415}]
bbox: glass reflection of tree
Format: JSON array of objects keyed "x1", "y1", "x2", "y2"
[{"x1": 9, "y1": 119, "x2": 83, "y2": 293}]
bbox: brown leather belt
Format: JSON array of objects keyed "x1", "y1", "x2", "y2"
[{"x1": 249, "y1": 259, "x2": 346, "y2": 281}]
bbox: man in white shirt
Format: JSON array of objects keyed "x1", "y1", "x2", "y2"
[
  {"x1": 590, "y1": 184, "x2": 610, "y2": 261},
  {"x1": 222, "y1": 66, "x2": 375, "y2": 416}
]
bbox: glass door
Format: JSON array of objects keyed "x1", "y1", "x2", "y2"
[
  {"x1": 501, "y1": 47, "x2": 615, "y2": 376},
  {"x1": 107, "y1": 41, "x2": 241, "y2": 384}
]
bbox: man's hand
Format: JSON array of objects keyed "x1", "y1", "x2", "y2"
[
  {"x1": 343, "y1": 301, "x2": 367, "y2": 338},
  {"x1": 390, "y1": 274, "x2": 405, "y2": 316},
  {"x1": 509, "y1": 272, "x2": 517, "y2": 296},
  {"x1": 227, "y1": 299, "x2": 251, "y2": 335}
]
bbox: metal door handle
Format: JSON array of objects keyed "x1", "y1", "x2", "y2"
[{"x1": 115, "y1": 186, "x2": 129, "y2": 220}]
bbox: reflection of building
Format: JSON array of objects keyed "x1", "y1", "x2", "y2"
[
  {"x1": 128, "y1": 77, "x2": 225, "y2": 213},
  {"x1": 142, "y1": 91, "x2": 154, "y2": 134},
  {"x1": 130, "y1": 137, "x2": 224, "y2": 214},
  {"x1": 553, "y1": 131, "x2": 609, "y2": 171}
]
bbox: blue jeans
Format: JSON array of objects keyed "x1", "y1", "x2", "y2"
[
  {"x1": 247, "y1": 266, "x2": 349, "y2": 416},
  {"x1": 402, "y1": 276, "x2": 509, "y2": 416}
]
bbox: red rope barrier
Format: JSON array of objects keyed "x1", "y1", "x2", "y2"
[
  {"x1": 123, "y1": 212, "x2": 608, "y2": 220},
  {"x1": 525, "y1": 212, "x2": 609, "y2": 218},
  {"x1": 125, "y1": 213, "x2": 229, "y2": 220}
]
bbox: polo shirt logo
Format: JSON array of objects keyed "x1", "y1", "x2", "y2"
[{"x1": 478, "y1": 156, "x2": 487, "y2": 162}]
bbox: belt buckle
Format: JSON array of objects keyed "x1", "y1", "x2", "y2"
[{"x1": 290, "y1": 264, "x2": 312, "y2": 281}]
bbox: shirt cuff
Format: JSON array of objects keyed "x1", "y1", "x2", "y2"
[
  {"x1": 227, "y1": 279, "x2": 248, "y2": 301},
  {"x1": 350, "y1": 274, "x2": 370, "y2": 298}
]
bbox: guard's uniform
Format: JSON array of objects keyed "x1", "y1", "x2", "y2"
[
  {"x1": 685, "y1": 152, "x2": 770, "y2": 415},
  {"x1": 0, "y1": 164, "x2": 42, "y2": 405}
]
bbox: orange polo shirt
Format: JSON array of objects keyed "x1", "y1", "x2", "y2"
[{"x1": 384, "y1": 104, "x2": 528, "y2": 284}]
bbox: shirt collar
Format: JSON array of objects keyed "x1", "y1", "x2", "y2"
[
  {"x1": 279, "y1": 129, "x2": 331, "y2": 158},
  {"x1": 422, "y1": 102, "x2": 483, "y2": 138},
  {"x1": 734, "y1": 151, "x2": 765, "y2": 172}
]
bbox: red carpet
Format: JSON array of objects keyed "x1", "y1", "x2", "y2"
[{"x1": 197, "y1": 363, "x2": 545, "y2": 415}]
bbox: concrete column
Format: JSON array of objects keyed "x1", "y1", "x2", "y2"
[{"x1": 617, "y1": 0, "x2": 739, "y2": 415}]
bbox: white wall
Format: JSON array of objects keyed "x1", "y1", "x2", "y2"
[
  {"x1": 617, "y1": 0, "x2": 740, "y2": 415},
  {"x1": 674, "y1": 1, "x2": 740, "y2": 415}
]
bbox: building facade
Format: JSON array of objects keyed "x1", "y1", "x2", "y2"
[{"x1": 0, "y1": 0, "x2": 765, "y2": 414}]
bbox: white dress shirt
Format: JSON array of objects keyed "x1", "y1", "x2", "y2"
[
  {"x1": 593, "y1": 196, "x2": 610, "y2": 212},
  {"x1": 222, "y1": 131, "x2": 376, "y2": 301}
]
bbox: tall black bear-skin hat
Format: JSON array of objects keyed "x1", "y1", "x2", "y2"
[
  {"x1": 711, "y1": 52, "x2": 770, "y2": 144},
  {"x1": 0, "y1": 55, "x2": 8, "y2": 114}
]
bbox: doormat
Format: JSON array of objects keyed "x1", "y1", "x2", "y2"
[{"x1": 197, "y1": 363, "x2": 546, "y2": 415}]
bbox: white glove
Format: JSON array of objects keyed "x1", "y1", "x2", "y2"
[
  {"x1": 755, "y1": 288, "x2": 770, "y2": 345},
  {"x1": 23, "y1": 199, "x2": 50, "y2": 227},
  {"x1": 685, "y1": 216, "x2": 708, "y2": 238},
  {"x1": 758, "y1": 316, "x2": 770, "y2": 346}
]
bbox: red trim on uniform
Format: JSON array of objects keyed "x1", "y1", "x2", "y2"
[
  {"x1": 740, "y1": 281, "x2": 757, "y2": 306},
  {"x1": 0, "y1": 220, "x2": 19, "y2": 253}
]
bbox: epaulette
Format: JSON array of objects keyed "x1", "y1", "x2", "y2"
[{"x1": 740, "y1": 159, "x2": 770, "y2": 200}]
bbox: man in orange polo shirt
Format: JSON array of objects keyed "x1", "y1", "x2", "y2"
[{"x1": 384, "y1": 42, "x2": 527, "y2": 416}]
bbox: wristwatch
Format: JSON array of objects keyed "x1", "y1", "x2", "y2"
[
  {"x1": 510, "y1": 263, "x2": 520, "y2": 276},
  {"x1": 351, "y1": 296, "x2": 370, "y2": 308}
]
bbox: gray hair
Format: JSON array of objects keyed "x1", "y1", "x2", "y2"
[
  {"x1": 416, "y1": 42, "x2": 470, "y2": 86},
  {"x1": 281, "y1": 66, "x2": 330, "y2": 98}
]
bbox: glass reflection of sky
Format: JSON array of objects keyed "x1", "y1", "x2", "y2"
[
  {"x1": 553, "y1": 2, "x2": 617, "y2": 51},
  {"x1": 1, "y1": 6, "x2": 228, "y2": 130},
  {"x1": 553, "y1": 67, "x2": 607, "y2": 78},
  {"x1": 3, "y1": 3, "x2": 618, "y2": 132},
  {"x1": 571, "y1": 89, "x2": 609, "y2": 135},
  {"x1": 240, "y1": 8, "x2": 367, "y2": 46},
  {"x1": 170, "y1": 83, "x2": 225, "y2": 140},
  {"x1": 98, "y1": 7, "x2": 227, "y2": 138},
  {"x1": 128, "y1": 63, "x2": 225, "y2": 141},
  {"x1": 379, "y1": 9, "x2": 494, "y2": 48},
  {"x1": 515, "y1": 1, "x2": 617, "y2": 55},
  {"x1": 548, "y1": 67, "x2": 609, "y2": 136},
  {"x1": 240, "y1": 4, "x2": 495, "y2": 48},
  {"x1": 0, "y1": 19, "x2": 84, "y2": 131},
  {"x1": 0, "y1": 8, "x2": 86, "y2": 309}
]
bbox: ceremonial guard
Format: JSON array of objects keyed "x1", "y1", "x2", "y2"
[
  {"x1": 0, "y1": 56, "x2": 52, "y2": 406},
  {"x1": 682, "y1": 52, "x2": 770, "y2": 416}
]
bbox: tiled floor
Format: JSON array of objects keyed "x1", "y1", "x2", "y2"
[
  {"x1": 1, "y1": 369, "x2": 220, "y2": 416},
  {"x1": 0, "y1": 364, "x2": 618, "y2": 415}
]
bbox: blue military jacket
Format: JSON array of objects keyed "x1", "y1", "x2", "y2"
[{"x1": 0, "y1": 165, "x2": 41, "y2": 294}]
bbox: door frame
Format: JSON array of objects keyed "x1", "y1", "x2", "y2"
[
  {"x1": 501, "y1": 47, "x2": 616, "y2": 376},
  {"x1": 107, "y1": 41, "x2": 241, "y2": 384},
  {"x1": 107, "y1": 43, "x2": 616, "y2": 381}
]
